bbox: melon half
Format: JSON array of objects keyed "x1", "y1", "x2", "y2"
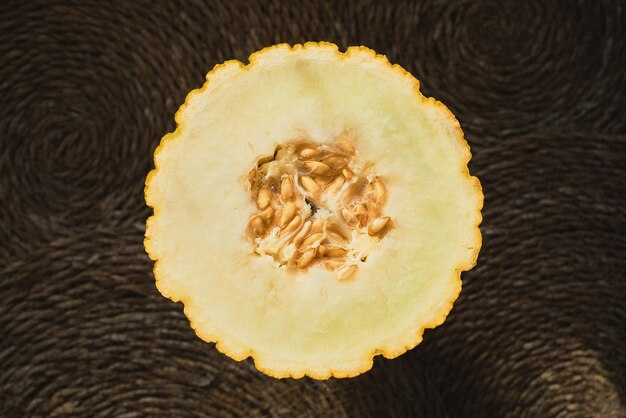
[{"x1": 144, "y1": 42, "x2": 483, "y2": 379}]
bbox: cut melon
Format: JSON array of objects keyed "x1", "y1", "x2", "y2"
[{"x1": 145, "y1": 42, "x2": 483, "y2": 379}]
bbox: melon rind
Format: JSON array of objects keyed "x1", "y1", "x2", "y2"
[{"x1": 145, "y1": 42, "x2": 483, "y2": 379}]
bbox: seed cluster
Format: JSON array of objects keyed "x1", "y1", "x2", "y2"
[{"x1": 246, "y1": 138, "x2": 391, "y2": 280}]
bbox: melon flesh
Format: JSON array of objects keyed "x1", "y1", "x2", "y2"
[{"x1": 145, "y1": 42, "x2": 482, "y2": 379}]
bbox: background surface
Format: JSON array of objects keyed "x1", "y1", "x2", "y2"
[{"x1": 1, "y1": 1, "x2": 624, "y2": 417}]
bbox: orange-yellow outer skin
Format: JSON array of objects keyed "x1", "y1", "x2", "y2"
[{"x1": 145, "y1": 42, "x2": 483, "y2": 379}]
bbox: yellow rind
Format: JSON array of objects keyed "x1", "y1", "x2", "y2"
[{"x1": 144, "y1": 42, "x2": 483, "y2": 379}]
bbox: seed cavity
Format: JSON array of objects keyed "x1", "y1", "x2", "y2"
[{"x1": 246, "y1": 138, "x2": 392, "y2": 279}]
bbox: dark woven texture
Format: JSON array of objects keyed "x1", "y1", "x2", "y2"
[{"x1": 1, "y1": 1, "x2": 624, "y2": 417}]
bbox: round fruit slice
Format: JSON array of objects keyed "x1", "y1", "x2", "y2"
[{"x1": 145, "y1": 42, "x2": 482, "y2": 379}]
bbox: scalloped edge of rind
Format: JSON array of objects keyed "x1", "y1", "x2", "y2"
[{"x1": 144, "y1": 41, "x2": 483, "y2": 380}]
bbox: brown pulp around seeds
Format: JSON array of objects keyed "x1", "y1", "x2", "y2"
[{"x1": 246, "y1": 136, "x2": 392, "y2": 280}]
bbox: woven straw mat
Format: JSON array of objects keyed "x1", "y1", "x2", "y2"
[{"x1": 1, "y1": 1, "x2": 624, "y2": 417}]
